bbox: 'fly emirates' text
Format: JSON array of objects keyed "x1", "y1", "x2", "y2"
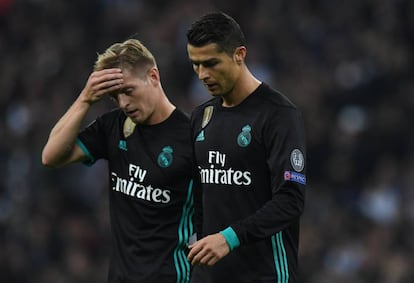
[{"x1": 111, "y1": 163, "x2": 171, "y2": 203}]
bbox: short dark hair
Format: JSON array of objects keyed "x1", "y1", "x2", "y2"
[{"x1": 186, "y1": 12, "x2": 246, "y2": 56}]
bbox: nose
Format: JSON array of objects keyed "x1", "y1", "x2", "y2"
[
  {"x1": 197, "y1": 65, "x2": 209, "y2": 80},
  {"x1": 117, "y1": 93, "x2": 129, "y2": 109}
]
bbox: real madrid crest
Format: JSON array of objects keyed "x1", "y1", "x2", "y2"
[
  {"x1": 201, "y1": 106, "x2": 214, "y2": 128},
  {"x1": 237, "y1": 125, "x2": 252, "y2": 147},
  {"x1": 158, "y1": 146, "x2": 173, "y2": 168},
  {"x1": 123, "y1": 117, "x2": 136, "y2": 138}
]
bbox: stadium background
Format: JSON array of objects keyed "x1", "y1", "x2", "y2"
[{"x1": 1, "y1": 0, "x2": 413, "y2": 282}]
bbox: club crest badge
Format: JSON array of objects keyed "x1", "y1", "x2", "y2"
[
  {"x1": 237, "y1": 125, "x2": 252, "y2": 147},
  {"x1": 201, "y1": 106, "x2": 214, "y2": 128},
  {"x1": 157, "y1": 146, "x2": 173, "y2": 168},
  {"x1": 290, "y1": 149, "x2": 304, "y2": 172},
  {"x1": 123, "y1": 117, "x2": 136, "y2": 138}
]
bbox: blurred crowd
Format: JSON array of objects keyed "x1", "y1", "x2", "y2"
[{"x1": 1, "y1": 0, "x2": 413, "y2": 282}]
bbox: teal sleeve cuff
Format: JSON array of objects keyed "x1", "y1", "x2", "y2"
[
  {"x1": 220, "y1": 227, "x2": 240, "y2": 251},
  {"x1": 76, "y1": 138, "x2": 95, "y2": 166}
]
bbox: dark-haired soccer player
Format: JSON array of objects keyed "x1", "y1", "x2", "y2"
[
  {"x1": 42, "y1": 39, "x2": 194, "y2": 283},
  {"x1": 186, "y1": 12, "x2": 307, "y2": 283}
]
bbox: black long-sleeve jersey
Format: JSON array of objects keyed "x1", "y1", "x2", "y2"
[
  {"x1": 190, "y1": 83, "x2": 306, "y2": 283},
  {"x1": 77, "y1": 109, "x2": 194, "y2": 283}
]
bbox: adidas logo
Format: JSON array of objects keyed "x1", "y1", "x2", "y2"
[
  {"x1": 118, "y1": 140, "x2": 127, "y2": 151},
  {"x1": 196, "y1": 130, "x2": 205, "y2": 142}
]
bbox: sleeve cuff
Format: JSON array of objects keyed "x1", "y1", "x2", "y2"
[
  {"x1": 76, "y1": 138, "x2": 95, "y2": 166},
  {"x1": 220, "y1": 227, "x2": 240, "y2": 251}
]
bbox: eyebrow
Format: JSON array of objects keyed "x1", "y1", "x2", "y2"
[{"x1": 190, "y1": 58, "x2": 219, "y2": 65}]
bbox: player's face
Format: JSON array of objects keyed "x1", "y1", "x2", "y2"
[
  {"x1": 110, "y1": 68, "x2": 158, "y2": 125},
  {"x1": 187, "y1": 43, "x2": 241, "y2": 97}
]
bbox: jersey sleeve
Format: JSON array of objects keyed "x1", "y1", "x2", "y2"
[
  {"x1": 77, "y1": 117, "x2": 109, "y2": 165},
  {"x1": 229, "y1": 106, "x2": 306, "y2": 245}
]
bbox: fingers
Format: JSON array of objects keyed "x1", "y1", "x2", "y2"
[
  {"x1": 187, "y1": 242, "x2": 202, "y2": 264},
  {"x1": 188, "y1": 245, "x2": 220, "y2": 267},
  {"x1": 187, "y1": 235, "x2": 229, "y2": 267},
  {"x1": 82, "y1": 68, "x2": 124, "y2": 104},
  {"x1": 90, "y1": 68, "x2": 123, "y2": 92}
]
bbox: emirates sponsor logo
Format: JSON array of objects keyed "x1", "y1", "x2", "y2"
[
  {"x1": 110, "y1": 163, "x2": 171, "y2": 203},
  {"x1": 198, "y1": 151, "x2": 252, "y2": 186}
]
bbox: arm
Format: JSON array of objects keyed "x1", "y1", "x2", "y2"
[
  {"x1": 229, "y1": 108, "x2": 306, "y2": 244},
  {"x1": 42, "y1": 68, "x2": 123, "y2": 167}
]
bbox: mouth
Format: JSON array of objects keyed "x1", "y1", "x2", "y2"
[
  {"x1": 204, "y1": 82, "x2": 218, "y2": 91},
  {"x1": 125, "y1": 109, "x2": 138, "y2": 117}
]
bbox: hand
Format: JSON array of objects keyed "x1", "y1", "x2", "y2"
[
  {"x1": 187, "y1": 233, "x2": 230, "y2": 267},
  {"x1": 80, "y1": 68, "x2": 123, "y2": 105}
]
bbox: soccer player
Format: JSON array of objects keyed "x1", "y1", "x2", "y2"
[
  {"x1": 42, "y1": 38, "x2": 194, "y2": 283},
  {"x1": 186, "y1": 12, "x2": 307, "y2": 283}
]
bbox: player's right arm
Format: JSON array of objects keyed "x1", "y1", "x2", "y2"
[{"x1": 42, "y1": 68, "x2": 123, "y2": 168}]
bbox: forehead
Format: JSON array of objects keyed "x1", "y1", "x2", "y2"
[
  {"x1": 187, "y1": 43, "x2": 229, "y2": 62},
  {"x1": 121, "y1": 67, "x2": 145, "y2": 82}
]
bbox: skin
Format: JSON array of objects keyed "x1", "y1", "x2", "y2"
[
  {"x1": 111, "y1": 67, "x2": 175, "y2": 125},
  {"x1": 186, "y1": 42, "x2": 261, "y2": 266},
  {"x1": 187, "y1": 43, "x2": 261, "y2": 107},
  {"x1": 42, "y1": 66, "x2": 174, "y2": 168}
]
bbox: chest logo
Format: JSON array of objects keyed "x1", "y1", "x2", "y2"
[
  {"x1": 118, "y1": 140, "x2": 127, "y2": 151},
  {"x1": 123, "y1": 117, "x2": 136, "y2": 138},
  {"x1": 237, "y1": 125, "x2": 252, "y2": 147},
  {"x1": 201, "y1": 106, "x2": 214, "y2": 128},
  {"x1": 196, "y1": 130, "x2": 205, "y2": 142},
  {"x1": 157, "y1": 146, "x2": 173, "y2": 168}
]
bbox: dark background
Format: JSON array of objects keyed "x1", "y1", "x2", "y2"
[{"x1": 1, "y1": 0, "x2": 413, "y2": 282}]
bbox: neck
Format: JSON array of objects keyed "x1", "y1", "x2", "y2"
[
  {"x1": 148, "y1": 89, "x2": 176, "y2": 125},
  {"x1": 222, "y1": 69, "x2": 261, "y2": 107}
]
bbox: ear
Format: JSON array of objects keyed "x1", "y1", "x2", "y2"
[
  {"x1": 234, "y1": 46, "x2": 246, "y2": 65},
  {"x1": 147, "y1": 67, "x2": 160, "y2": 86}
]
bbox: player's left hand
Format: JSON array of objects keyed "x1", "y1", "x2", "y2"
[{"x1": 187, "y1": 233, "x2": 230, "y2": 266}]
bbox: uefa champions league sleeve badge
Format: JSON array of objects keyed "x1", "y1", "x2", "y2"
[
  {"x1": 284, "y1": 149, "x2": 306, "y2": 185},
  {"x1": 290, "y1": 149, "x2": 304, "y2": 172}
]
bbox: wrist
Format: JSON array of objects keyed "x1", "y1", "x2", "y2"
[
  {"x1": 75, "y1": 95, "x2": 94, "y2": 109},
  {"x1": 219, "y1": 227, "x2": 240, "y2": 251}
]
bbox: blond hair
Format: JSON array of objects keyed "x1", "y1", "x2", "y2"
[{"x1": 94, "y1": 39, "x2": 156, "y2": 78}]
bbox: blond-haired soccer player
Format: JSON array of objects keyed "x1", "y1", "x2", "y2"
[{"x1": 42, "y1": 39, "x2": 194, "y2": 283}]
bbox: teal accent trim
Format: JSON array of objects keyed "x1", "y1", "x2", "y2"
[
  {"x1": 220, "y1": 227, "x2": 240, "y2": 251},
  {"x1": 271, "y1": 235, "x2": 282, "y2": 283},
  {"x1": 278, "y1": 233, "x2": 289, "y2": 282},
  {"x1": 75, "y1": 138, "x2": 95, "y2": 166},
  {"x1": 173, "y1": 179, "x2": 194, "y2": 283},
  {"x1": 271, "y1": 232, "x2": 289, "y2": 283}
]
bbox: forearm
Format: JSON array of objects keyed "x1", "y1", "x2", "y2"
[
  {"x1": 228, "y1": 185, "x2": 305, "y2": 245},
  {"x1": 42, "y1": 97, "x2": 91, "y2": 167},
  {"x1": 42, "y1": 68, "x2": 123, "y2": 167}
]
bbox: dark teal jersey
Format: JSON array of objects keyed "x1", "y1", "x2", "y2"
[
  {"x1": 77, "y1": 109, "x2": 194, "y2": 283},
  {"x1": 191, "y1": 83, "x2": 306, "y2": 283}
]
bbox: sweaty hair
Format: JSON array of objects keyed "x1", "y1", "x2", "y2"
[
  {"x1": 94, "y1": 39, "x2": 156, "y2": 78},
  {"x1": 186, "y1": 12, "x2": 246, "y2": 56}
]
